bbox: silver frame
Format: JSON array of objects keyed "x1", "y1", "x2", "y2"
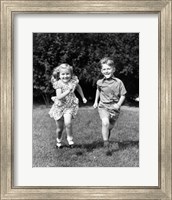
[{"x1": 1, "y1": 1, "x2": 171, "y2": 199}]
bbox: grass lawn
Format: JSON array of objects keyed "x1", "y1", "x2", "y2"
[{"x1": 33, "y1": 106, "x2": 139, "y2": 167}]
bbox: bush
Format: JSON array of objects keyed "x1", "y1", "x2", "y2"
[{"x1": 33, "y1": 33, "x2": 139, "y2": 105}]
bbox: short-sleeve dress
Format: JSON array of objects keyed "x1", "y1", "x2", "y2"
[{"x1": 49, "y1": 76, "x2": 79, "y2": 120}]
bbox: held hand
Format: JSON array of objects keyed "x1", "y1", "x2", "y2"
[
  {"x1": 113, "y1": 103, "x2": 120, "y2": 111},
  {"x1": 93, "y1": 102, "x2": 98, "y2": 109},
  {"x1": 82, "y1": 98, "x2": 87, "y2": 104}
]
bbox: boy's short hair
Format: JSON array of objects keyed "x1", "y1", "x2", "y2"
[{"x1": 100, "y1": 57, "x2": 115, "y2": 68}]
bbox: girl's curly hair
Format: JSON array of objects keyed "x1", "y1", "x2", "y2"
[{"x1": 51, "y1": 63, "x2": 73, "y2": 84}]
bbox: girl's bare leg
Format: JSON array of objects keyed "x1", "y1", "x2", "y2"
[
  {"x1": 55, "y1": 117, "x2": 64, "y2": 148},
  {"x1": 63, "y1": 113, "x2": 74, "y2": 146}
]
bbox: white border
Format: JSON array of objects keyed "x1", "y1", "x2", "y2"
[{"x1": 14, "y1": 14, "x2": 158, "y2": 186}]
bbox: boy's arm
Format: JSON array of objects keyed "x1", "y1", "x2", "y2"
[
  {"x1": 93, "y1": 89, "x2": 100, "y2": 108},
  {"x1": 113, "y1": 95, "x2": 125, "y2": 110},
  {"x1": 76, "y1": 84, "x2": 87, "y2": 103},
  {"x1": 117, "y1": 95, "x2": 125, "y2": 107}
]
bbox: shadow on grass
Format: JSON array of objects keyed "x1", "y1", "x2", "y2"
[
  {"x1": 74, "y1": 140, "x2": 139, "y2": 153},
  {"x1": 75, "y1": 141, "x2": 104, "y2": 153},
  {"x1": 118, "y1": 140, "x2": 139, "y2": 149}
]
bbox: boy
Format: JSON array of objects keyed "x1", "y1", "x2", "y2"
[{"x1": 93, "y1": 57, "x2": 127, "y2": 153}]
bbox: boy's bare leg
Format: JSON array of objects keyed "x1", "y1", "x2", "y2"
[
  {"x1": 102, "y1": 117, "x2": 110, "y2": 141},
  {"x1": 101, "y1": 117, "x2": 110, "y2": 144},
  {"x1": 109, "y1": 119, "x2": 116, "y2": 139},
  {"x1": 102, "y1": 117, "x2": 115, "y2": 156},
  {"x1": 109, "y1": 118, "x2": 119, "y2": 150}
]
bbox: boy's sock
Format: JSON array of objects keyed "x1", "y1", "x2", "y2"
[
  {"x1": 104, "y1": 141, "x2": 113, "y2": 156},
  {"x1": 103, "y1": 140, "x2": 110, "y2": 148},
  {"x1": 114, "y1": 142, "x2": 119, "y2": 150}
]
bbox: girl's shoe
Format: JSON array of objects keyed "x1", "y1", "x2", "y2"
[
  {"x1": 68, "y1": 140, "x2": 74, "y2": 148},
  {"x1": 56, "y1": 142, "x2": 63, "y2": 149}
]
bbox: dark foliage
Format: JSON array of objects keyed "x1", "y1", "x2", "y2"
[{"x1": 33, "y1": 33, "x2": 139, "y2": 105}]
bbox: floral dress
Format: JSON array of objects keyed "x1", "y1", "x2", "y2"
[{"x1": 49, "y1": 76, "x2": 79, "y2": 120}]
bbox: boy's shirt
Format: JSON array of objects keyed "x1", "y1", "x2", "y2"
[{"x1": 97, "y1": 76, "x2": 127, "y2": 103}]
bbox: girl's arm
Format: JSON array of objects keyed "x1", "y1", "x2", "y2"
[
  {"x1": 56, "y1": 87, "x2": 72, "y2": 100},
  {"x1": 93, "y1": 89, "x2": 100, "y2": 108},
  {"x1": 76, "y1": 84, "x2": 87, "y2": 103}
]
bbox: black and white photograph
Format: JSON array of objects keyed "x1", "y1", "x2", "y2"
[
  {"x1": 1, "y1": 0, "x2": 172, "y2": 198},
  {"x1": 33, "y1": 33, "x2": 139, "y2": 167}
]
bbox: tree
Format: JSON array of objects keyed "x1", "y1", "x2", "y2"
[{"x1": 33, "y1": 33, "x2": 139, "y2": 105}]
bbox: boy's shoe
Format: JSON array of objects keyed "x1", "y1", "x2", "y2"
[
  {"x1": 113, "y1": 142, "x2": 119, "y2": 151},
  {"x1": 56, "y1": 142, "x2": 63, "y2": 149},
  {"x1": 106, "y1": 149, "x2": 112, "y2": 156},
  {"x1": 104, "y1": 141, "x2": 110, "y2": 148},
  {"x1": 104, "y1": 141, "x2": 112, "y2": 156}
]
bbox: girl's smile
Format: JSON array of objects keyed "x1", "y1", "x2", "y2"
[{"x1": 59, "y1": 69, "x2": 72, "y2": 83}]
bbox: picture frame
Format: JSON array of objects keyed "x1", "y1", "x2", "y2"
[{"x1": 0, "y1": 0, "x2": 171, "y2": 199}]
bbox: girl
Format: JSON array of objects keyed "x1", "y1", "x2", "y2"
[{"x1": 49, "y1": 63, "x2": 87, "y2": 148}]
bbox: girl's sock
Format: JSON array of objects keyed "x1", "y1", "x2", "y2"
[
  {"x1": 56, "y1": 142, "x2": 62, "y2": 148},
  {"x1": 56, "y1": 137, "x2": 62, "y2": 143},
  {"x1": 67, "y1": 136, "x2": 74, "y2": 145},
  {"x1": 56, "y1": 138, "x2": 62, "y2": 148}
]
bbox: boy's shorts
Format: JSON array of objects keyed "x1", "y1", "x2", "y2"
[{"x1": 98, "y1": 102, "x2": 120, "y2": 122}]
